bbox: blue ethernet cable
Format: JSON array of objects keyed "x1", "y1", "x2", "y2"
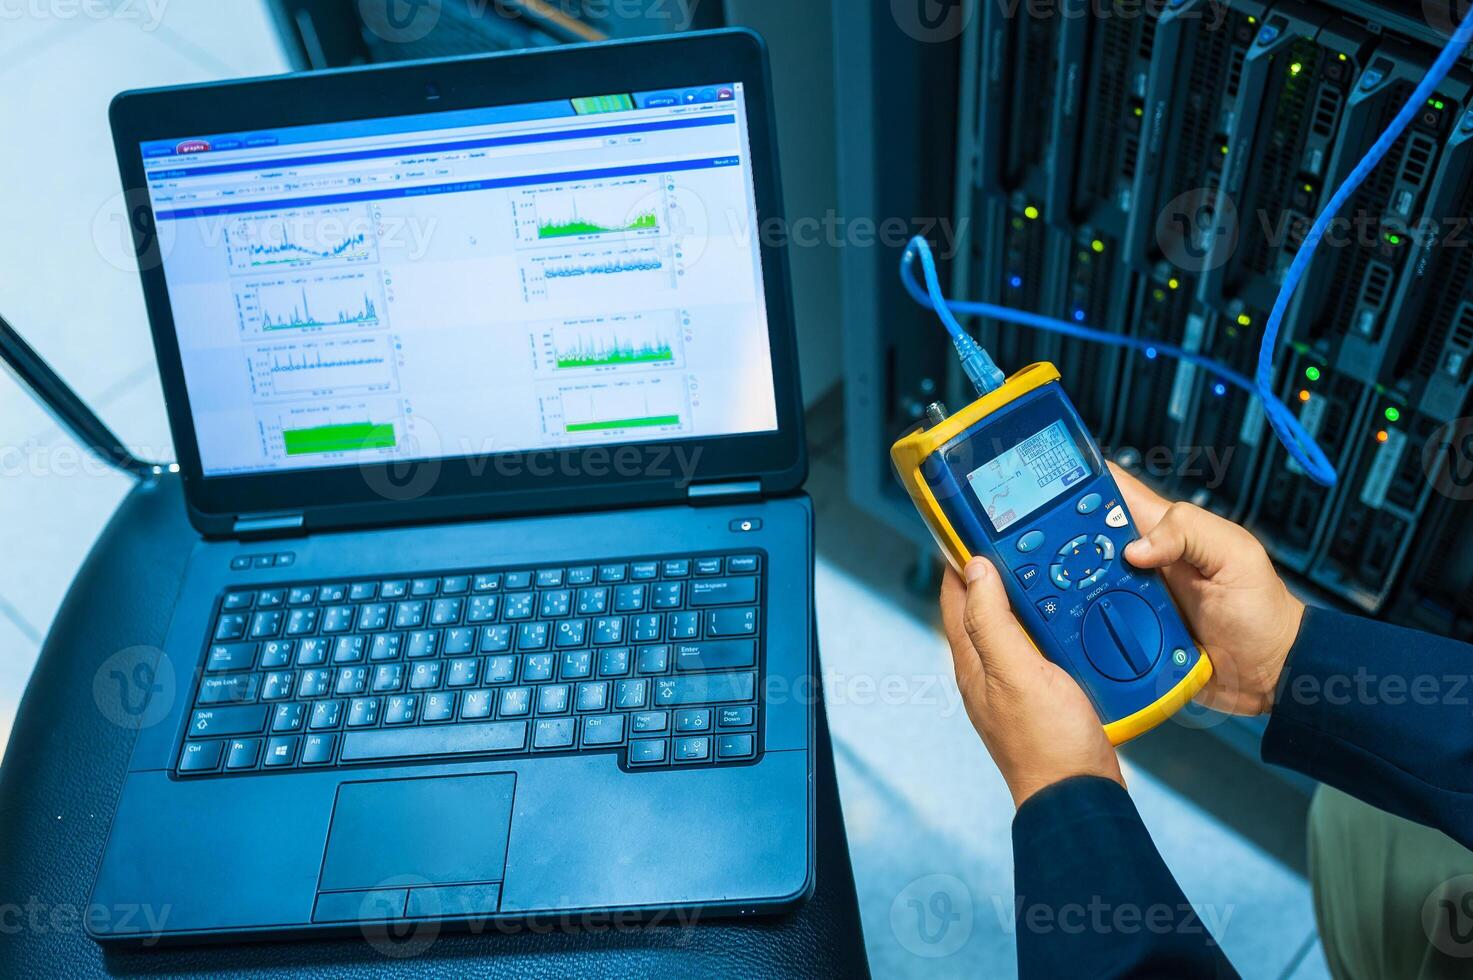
[{"x1": 903, "y1": 6, "x2": 1473, "y2": 488}]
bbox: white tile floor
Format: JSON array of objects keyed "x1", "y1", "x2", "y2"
[{"x1": 0, "y1": 5, "x2": 1330, "y2": 976}]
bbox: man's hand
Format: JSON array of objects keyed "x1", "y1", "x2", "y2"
[
  {"x1": 1112, "y1": 463, "x2": 1304, "y2": 716},
  {"x1": 939, "y1": 558, "x2": 1123, "y2": 807}
]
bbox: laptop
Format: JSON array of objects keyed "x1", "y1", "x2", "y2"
[{"x1": 89, "y1": 29, "x2": 813, "y2": 943}]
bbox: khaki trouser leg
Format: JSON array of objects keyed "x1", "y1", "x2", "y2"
[{"x1": 1309, "y1": 784, "x2": 1473, "y2": 980}]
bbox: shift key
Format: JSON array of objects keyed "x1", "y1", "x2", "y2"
[
  {"x1": 655, "y1": 671, "x2": 756, "y2": 706},
  {"x1": 188, "y1": 704, "x2": 268, "y2": 738},
  {"x1": 675, "y1": 640, "x2": 756, "y2": 672}
]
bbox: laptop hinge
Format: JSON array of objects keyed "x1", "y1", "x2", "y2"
[
  {"x1": 232, "y1": 513, "x2": 307, "y2": 539},
  {"x1": 686, "y1": 479, "x2": 762, "y2": 503}
]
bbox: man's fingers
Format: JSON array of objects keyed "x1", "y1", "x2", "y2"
[
  {"x1": 1123, "y1": 501, "x2": 1238, "y2": 577},
  {"x1": 1108, "y1": 462, "x2": 1170, "y2": 530},
  {"x1": 958, "y1": 558, "x2": 1038, "y2": 678},
  {"x1": 939, "y1": 567, "x2": 984, "y2": 689}
]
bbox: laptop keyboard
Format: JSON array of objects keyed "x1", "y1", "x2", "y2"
[{"x1": 177, "y1": 551, "x2": 764, "y2": 777}]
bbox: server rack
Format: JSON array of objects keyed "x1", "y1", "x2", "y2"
[{"x1": 847, "y1": 0, "x2": 1473, "y2": 670}]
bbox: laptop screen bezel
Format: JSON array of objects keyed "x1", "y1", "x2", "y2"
[{"x1": 110, "y1": 30, "x2": 804, "y2": 535}]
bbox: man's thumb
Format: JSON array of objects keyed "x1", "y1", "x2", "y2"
[{"x1": 961, "y1": 558, "x2": 1037, "y2": 671}]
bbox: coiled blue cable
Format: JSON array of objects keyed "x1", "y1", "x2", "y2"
[{"x1": 902, "y1": 6, "x2": 1473, "y2": 488}]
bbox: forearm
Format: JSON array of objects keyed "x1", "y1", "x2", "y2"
[
  {"x1": 1263, "y1": 605, "x2": 1473, "y2": 849},
  {"x1": 1012, "y1": 776, "x2": 1238, "y2": 979}
]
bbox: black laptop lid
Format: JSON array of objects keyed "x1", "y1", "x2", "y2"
[{"x1": 110, "y1": 30, "x2": 804, "y2": 536}]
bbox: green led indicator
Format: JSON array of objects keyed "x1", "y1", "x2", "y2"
[
  {"x1": 1385, "y1": 233, "x2": 1402, "y2": 245},
  {"x1": 1305, "y1": 365, "x2": 1321, "y2": 382},
  {"x1": 1385, "y1": 406, "x2": 1401, "y2": 422}
]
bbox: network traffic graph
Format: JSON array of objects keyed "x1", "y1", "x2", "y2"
[
  {"x1": 225, "y1": 205, "x2": 380, "y2": 274},
  {"x1": 246, "y1": 336, "x2": 398, "y2": 399},
  {"x1": 555, "y1": 335, "x2": 674, "y2": 369},
  {"x1": 234, "y1": 271, "x2": 389, "y2": 337},
  {"x1": 534, "y1": 310, "x2": 688, "y2": 376},
  {"x1": 260, "y1": 288, "x2": 379, "y2": 331},
  {"x1": 537, "y1": 208, "x2": 659, "y2": 240},
  {"x1": 544, "y1": 254, "x2": 665, "y2": 279},
  {"x1": 514, "y1": 177, "x2": 667, "y2": 247}
]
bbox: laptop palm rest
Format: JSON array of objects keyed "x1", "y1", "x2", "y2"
[{"x1": 314, "y1": 773, "x2": 515, "y2": 922}]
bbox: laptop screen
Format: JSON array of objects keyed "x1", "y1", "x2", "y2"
[{"x1": 139, "y1": 84, "x2": 779, "y2": 477}]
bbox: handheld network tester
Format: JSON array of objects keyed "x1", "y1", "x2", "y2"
[
  {"x1": 891, "y1": 361, "x2": 1211, "y2": 744},
  {"x1": 888, "y1": 7, "x2": 1473, "y2": 743}
]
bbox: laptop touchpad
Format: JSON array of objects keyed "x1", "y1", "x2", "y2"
[{"x1": 319, "y1": 774, "x2": 515, "y2": 892}]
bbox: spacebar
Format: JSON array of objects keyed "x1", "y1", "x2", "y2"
[{"x1": 340, "y1": 722, "x2": 528, "y2": 762}]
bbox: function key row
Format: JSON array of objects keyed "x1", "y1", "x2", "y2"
[
  {"x1": 218, "y1": 554, "x2": 761, "y2": 611},
  {"x1": 213, "y1": 599, "x2": 758, "y2": 645}
]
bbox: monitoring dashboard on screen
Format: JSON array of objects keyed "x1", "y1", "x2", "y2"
[{"x1": 139, "y1": 84, "x2": 779, "y2": 477}]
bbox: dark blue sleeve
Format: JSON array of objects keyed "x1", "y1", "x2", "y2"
[
  {"x1": 1262, "y1": 605, "x2": 1473, "y2": 850},
  {"x1": 1011, "y1": 776, "x2": 1239, "y2": 979}
]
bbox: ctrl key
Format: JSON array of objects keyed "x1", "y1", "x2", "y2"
[{"x1": 178, "y1": 740, "x2": 223, "y2": 774}]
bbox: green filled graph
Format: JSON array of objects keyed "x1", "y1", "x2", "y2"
[
  {"x1": 537, "y1": 209, "x2": 658, "y2": 240},
  {"x1": 566, "y1": 414, "x2": 681, "y2": 433},
  {"x1": 555, "y1": 334, "x2": 674, "y2": 369},
  {"x1": 514, "y1": 178, "x2": 667, "y2": 248},
  {"x1": 282, "y1": 421, "x2": 396, "y2": 456},
  {"x1": 553, "y1": 377, "x2": 686, "y2": 437}
]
